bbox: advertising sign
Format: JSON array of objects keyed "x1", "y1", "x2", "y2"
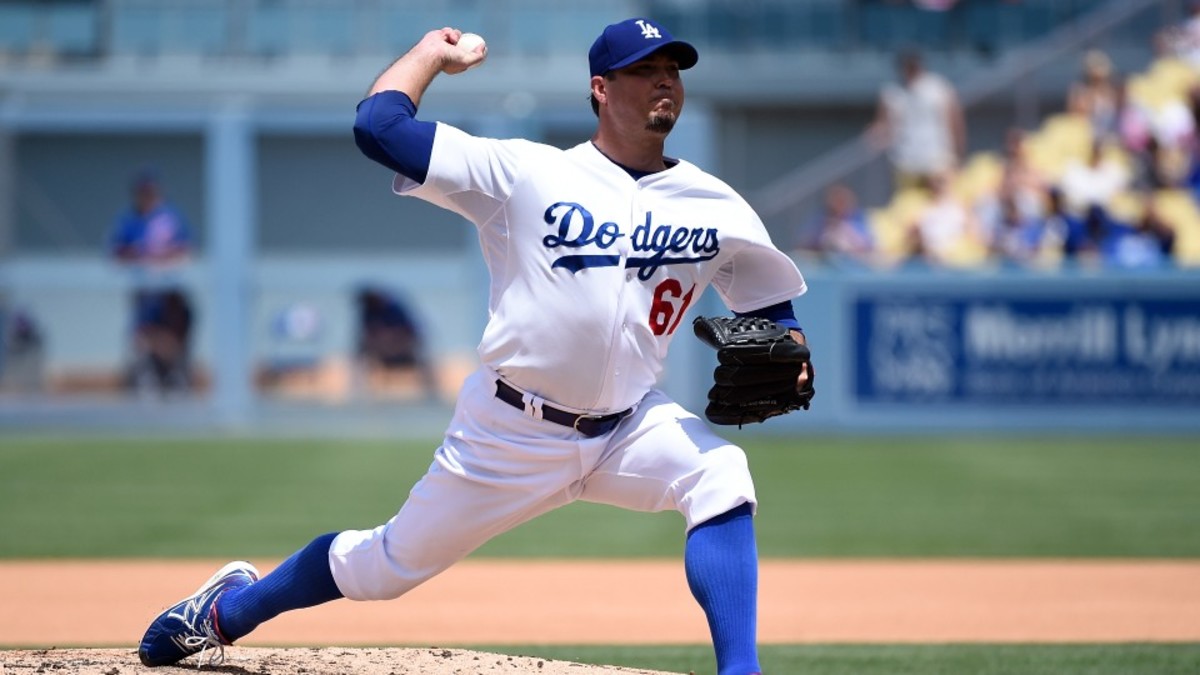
[{"x1": 854, "y1": 295, "x2": 1200, "y2": 405}]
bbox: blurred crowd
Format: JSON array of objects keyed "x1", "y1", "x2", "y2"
[{"x1": 796, "y1": 6, "x2": 1200, "y2": 272}]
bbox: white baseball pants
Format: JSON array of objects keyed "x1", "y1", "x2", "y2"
[{"x1": 328, "y1": 368, "x2": 756, "y2": 601}]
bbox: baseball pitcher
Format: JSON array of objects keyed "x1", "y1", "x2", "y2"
[{"x1": 138, "y1": 18, "x2": 814, "y2": 675}]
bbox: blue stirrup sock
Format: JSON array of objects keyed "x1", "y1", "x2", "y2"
[
  {"x1": 685, "y1": 502, "x2": 761, "y2": 675},
  {"x1": 215, "y1": 532, "x2": 344, "y2": 642}
]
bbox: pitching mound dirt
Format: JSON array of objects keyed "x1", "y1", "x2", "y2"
[{"x1": 0, "y1": 647, "x2": 678, "y2": 675}]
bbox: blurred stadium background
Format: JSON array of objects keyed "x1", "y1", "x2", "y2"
[{"x1": 0, "y1": 0, "x2": 1198, "y2": 437}]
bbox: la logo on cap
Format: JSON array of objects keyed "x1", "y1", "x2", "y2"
[
  {"x1": 588, "y1": 18, "x2": 698, "y2": 77},
  {"x1": 635, "y1": 19, "x2": 662, "y2": 39}
]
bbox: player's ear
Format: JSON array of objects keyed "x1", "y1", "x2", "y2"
[{"x1": 590, "y1": 75, "x2": 607, "y2": 107}]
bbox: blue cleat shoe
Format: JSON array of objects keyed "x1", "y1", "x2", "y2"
[{"x1": 138, "y1": 561, "x2": 260, "y2": 667}]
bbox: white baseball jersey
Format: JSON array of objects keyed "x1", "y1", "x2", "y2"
[
  {"x1": 330, "y1": 121, "x2": 799, "y2": 602},
  {"x1": 394, "y1": 123, "x2": 806, "y2": 413}
]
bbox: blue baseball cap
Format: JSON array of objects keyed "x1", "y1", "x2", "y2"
[{"x1": 588, "y1": 18, "x2": 698, "y2": 77}]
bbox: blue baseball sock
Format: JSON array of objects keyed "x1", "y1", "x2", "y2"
[
  {"x1": 685, "y1": 502, "x2": 760, "y2": 675},
  {"x1": 215, "y1": 532, "x2": 344, "y2": 642}
]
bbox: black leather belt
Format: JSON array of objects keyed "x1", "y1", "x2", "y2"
[{"x1": 494, "y1": 379, "x2": 632, "y2": 438}]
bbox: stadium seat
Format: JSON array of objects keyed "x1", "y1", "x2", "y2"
[
  {"x1": 954, "y1": 152, "x2": 1004, "y2": 204},
  {"x1": 0, "y1": 4, "x2": 36, "y2": 55},
  {"x1": 44, "y1": 2, "x2": 98, "y2": 57},
  {"x1": 1021, "y1": 129, "x2": 1069, "y2": 182},
  {"x1": 939, "y1": 234, "x2": 990, "y2": 269},
  {"x1": 1107, "y1": 191, "x2": 1145, "y2": 223},
  {"x1": 866, "y1": 187, "x2": 933, "y2": 262},
  {"x1": 1147, "y1": 57, "x2": 1198, "y2": 100},
  {"x1": 1151, "y1": 189, "x2": 1200, "y2": 268},
  {"x1": 1040, "y1": 114, "x2": 1093, "y2": 162},
  {"x1": 1152, "y1": 189, "x2": 1200, "y2": 229},
  {"x1": 1128, "y1": 73, "x2": 1176, "y2": 113},
  {"x1": 867, "y1": 208, "x2": 910, "y2": 262},
  {"x1": 1171, "y1": 214, "x2": 1200, "y2": 266},
  {"x1": 1099, "y1": 142, "x2": 1135, "y2": 177},
  {"x1": 888, "y1": 186, "x2": 932, "y2": 226}
]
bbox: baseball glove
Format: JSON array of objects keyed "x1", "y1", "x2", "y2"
[{"x1": 692, "y1": 315, "x2": 815, "y2": 426}]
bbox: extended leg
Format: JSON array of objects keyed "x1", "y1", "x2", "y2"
[
  {"x1": 137, "y1": 534, "x2": 344, "y2": 667},
  {"x1": 138, "y1": 371, "x2": 604, "y2": 667},
  {"x1": 216, "y1": 532, "x2": 344, "y2": 641}
]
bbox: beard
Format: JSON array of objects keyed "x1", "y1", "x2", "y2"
[{"x1": 646, "y1": 110, "x2": 677, "y2": 134}]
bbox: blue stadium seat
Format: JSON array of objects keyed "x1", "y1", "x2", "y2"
[
  {"x1": 111, "y1": 1, "x2": 229, "y2": 56},
  {"x1": 913, "y1": 9, "x2": 951, "y2": 48},
  {"x1": 110, "y1": 4, "x2": 159, "y2": 55},
  {"x1": 46, "y1": 3, "x2": 99, "y2": 57},
  {"x1": 251, "y1": 2, "x2": 356, "y2": 56},
  {"x1": 247, "y1": 3, "x2": 290, "y2": 57},
  {"x1": 804, "y1": 3, "x2": 847, "y2": 50},
  {"x1": 859, "y1": 4, "x2": 912, "y2": 52},
  {"x1": 377, "y1": 7, "x2": 484, "y2": 57},
  {"x1": 0, "y1": 4, "x2": 36, "y2": 54},
  {"x1": 303, "y1": 4, "x2": 357, "y2": 56},
  {"x1": 963, "y1": 2, "x2": 1006, "y2": 54}
]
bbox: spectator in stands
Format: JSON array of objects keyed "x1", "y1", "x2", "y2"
[
  {"x1": 1159, "y1": 0, "x2": 1200, "y2": 68},
  {"x1": 908, "y1": 169, "x2": 984, "y2": 266},
  {"x1": 987, "y1": 190, "x2": 1048, "y2": 268},
  {"x1": 1118, "y1": 83, "x2": 1192, "y2": 191},
  {"x1": 355, "y1": 285, "x2": 438, "y2": 401},
  {"x1": 1184, "y1": 131, "x2": 1200, "y2": 203},
  {"x1": 999, "y1": 128, "x2": 1049, "y2": 221},
  {"x1": 1180, "y1": 84, "x2": 1200, "y2": 200},
  {"x1": 1046, "y1": 187, "x2": 1101, "y2": 266},
  {"x1": 795, "y1": 183, "x2": 878, "y2": 268},
  {"x1": 0, "y1": 308, "x2": 45, "y2": 393},
  {"x1": 1058, "y1": 139, "x2": 1130, "y2": 215},
  {"x1": 1151, "y1": 91, "x2": 1195, "y2": 152},
  {"x1": 108, "y1": 168, "x2": 195, "y2": 395},
  {"x1": 1097, "y1": 196, "x2": 1176, "y2": 269},
  {"x1": 1116, "y1": 79, "x2": 1154, "y2": 155},
  {"x1": 1139, "y1": 135, "x2": 1191, "y2": 191},
  {"x1": 868, "y1": 49, "x2": 966, "y2": 192},
  {"x1": 1068, "y1": 50, "x2": 1121, "y2": 142}
]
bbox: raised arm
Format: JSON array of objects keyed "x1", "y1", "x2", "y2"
[
  {"x1": 355, "y1": 28, "x2": 486, "y2": 182},
  {"x1": 367, "y1": 28, "x2": 487, "y2": 105}
]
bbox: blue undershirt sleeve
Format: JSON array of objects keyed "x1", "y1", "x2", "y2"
[
  {"x1": 735, "y1": 300, "x2": 801, "y2": 332},
  {"x1": 353, "y1": 90, "x2": 436, "y2": 184}
]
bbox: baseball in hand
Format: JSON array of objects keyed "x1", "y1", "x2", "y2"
[{"x1": 457, "y1": 32, "x2": 486, "y2": 54}]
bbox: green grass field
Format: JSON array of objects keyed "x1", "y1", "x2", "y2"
[
  {"x1": 2, "y1": 434, "x2": 1198, "y2": 674},
  {"x1": 1, "y1": 435, "x2": 1197, "y2": 558},
  {"x1": 485, "y1": 644, "x2": 1200, "y2": 675}
]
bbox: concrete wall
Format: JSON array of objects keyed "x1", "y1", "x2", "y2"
[{"x1": 5, "y1": 258, "x2": 1199, "y2": 434}]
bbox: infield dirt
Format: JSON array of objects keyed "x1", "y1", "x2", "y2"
[
  {"x1": 0, "y1": 647, "x2": 672, "y2": 674},
  {"x1": 1, "y1": 559, "x2": 1198, "y2": 674}
]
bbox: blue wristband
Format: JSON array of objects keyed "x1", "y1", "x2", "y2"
[{"x1": 736, "y1": 300, "x2": 801, "y2": 332}]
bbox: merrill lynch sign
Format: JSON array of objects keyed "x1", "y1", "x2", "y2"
[{"x1": 854, "y1": 296, "x2": 1200, "y2": 404}]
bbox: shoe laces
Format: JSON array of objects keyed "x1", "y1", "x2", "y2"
[{"x1": 182, "y1": 621, "x2": 226, "y2": 669}]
